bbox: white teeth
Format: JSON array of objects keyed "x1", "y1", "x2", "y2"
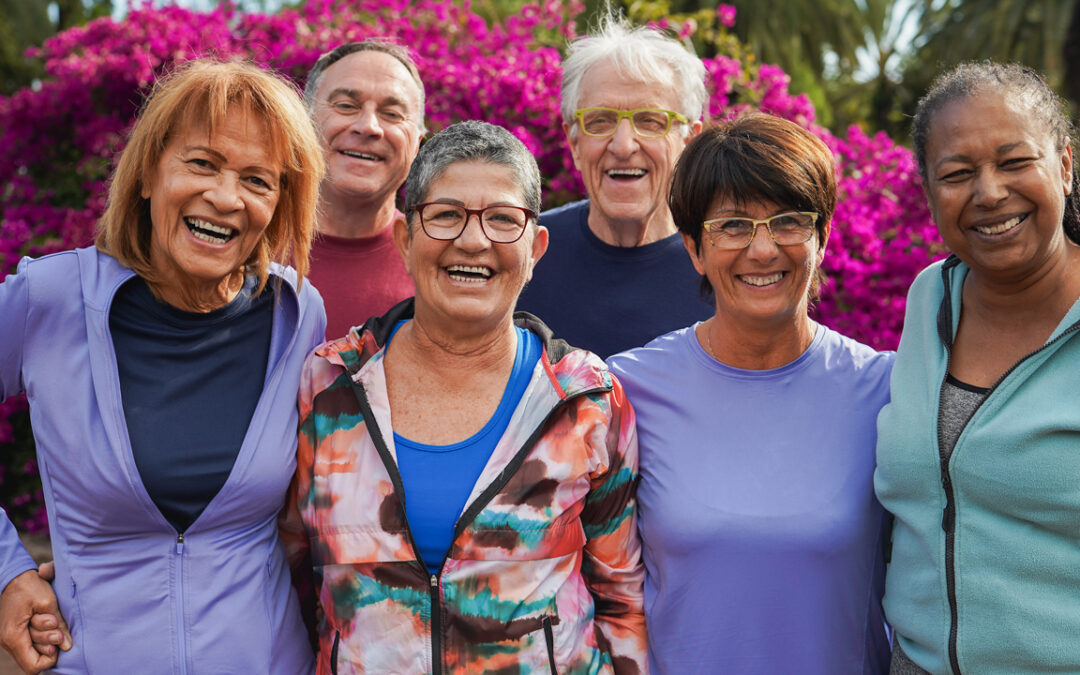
[
  {"x1": 447, "y1": 265, "x2": 492, "y2": 282},
  {"x1": 342, "y1": 150, "x2": 379, "y2": 161},
  {"x1": 185, "y1": 217, "x2": 234, "y2": 244},
  {"x1": 974, "y1": 215, "x2": 1023, "y2": 235},
  {"x1": 606, "y1": 168, "x2": 646, "y2": 178},
  {"x1": 740, "y1": 272, "x2": 783, "y2": 287}
]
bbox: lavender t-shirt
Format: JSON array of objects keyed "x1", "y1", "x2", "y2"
[{"x1": 608, "y1": 324, "x2": 894, "y2": 674}]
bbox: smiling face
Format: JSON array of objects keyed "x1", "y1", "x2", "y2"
[
  {"x1": 142, "y1": 109, "x2": 283, "y2": 310},
  {"x1": 313, "y1": 50, "x2": 423, "y2": 208},
  {"x1": 685, "y1": 197, "x2": 828, "y2": 330},
  {"x1": 924, "y1": 89, "x2": 1073, "y2": 281},
  {"x1": 565, "y1": 59, "x2": 700, "y2": 244},
  {"x1": 394, "y1": 160, "x2": 548, "y2": 333}
]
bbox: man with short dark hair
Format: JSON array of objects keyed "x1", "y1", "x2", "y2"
[{"x1": 304, "y1": 40, "x2": 424, "y2": 338}]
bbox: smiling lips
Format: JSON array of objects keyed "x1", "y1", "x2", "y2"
[
  {"x1": 972, "y1": 214, "x2": 1026, "y2": 235},
  {"x1": 341, "y1": 149, "x2": 381, "y2": 162},
  {"x1": 739, "y1": 272, "x2": 784, "y2": 287},
  {"x1": 446, "y1": 264, "x2": 493, "y2": 283},
  {"x1": 606, "y1": 168, "x2": 646, "y2": 180},
  {"x1": 185, "y1": 217, "x2": 236, "y2": 245}
]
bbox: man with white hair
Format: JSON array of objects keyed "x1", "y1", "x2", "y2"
[
  {"x1": 517, "y1": 17, "x2": 711, "y2": 358},
  {"x1": 304, "y1": 40, "x2": 424, "y2": 338}
]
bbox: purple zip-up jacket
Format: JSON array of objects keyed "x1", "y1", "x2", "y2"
[{"x1": 0, "y1": 247, "x2": 322, "y2": 674}]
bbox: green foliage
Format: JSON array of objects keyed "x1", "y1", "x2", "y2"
[{"x1": 0, "y1": 0, "x2": 113, "y2": 95}]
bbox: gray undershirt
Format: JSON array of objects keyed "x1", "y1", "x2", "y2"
[{"x1": 889, "y1": 375, "x2": 988, "y2": 675}]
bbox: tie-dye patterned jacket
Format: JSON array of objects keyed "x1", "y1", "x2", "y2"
[{"x1": 281, "y1": 301, "x2": 646, "y2": 674}]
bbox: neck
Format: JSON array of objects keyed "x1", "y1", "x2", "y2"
[
  {"x1": 701, "y1": 311, "x2": 817, "y2": 370},
  {"x1": 963, "y1": 243, "x2": 1080, "y2": 325},
  {"x1": 153, "y1": 270, "x2": 243, "y2": 313},
  {"x1": 318, "y1": 192, "x2": 398, "y2": 239},
  {"x1": 392, "y1": 313, "x2": 518, "y2": 379},
  {"x1": 588, "y1": 208, "x2": 677, "y2": 247}
]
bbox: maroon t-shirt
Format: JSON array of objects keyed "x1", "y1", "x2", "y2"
[{"x1": 307, "y1": 225, "x2": 414, "y2": 340}]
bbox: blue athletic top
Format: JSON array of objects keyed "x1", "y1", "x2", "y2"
[
  {"x1": 391, "y1": 321, "x2": 541, "y2": 574},
  {"x1": 110, "y1": 275, "x2": 273, "y2": 532}
]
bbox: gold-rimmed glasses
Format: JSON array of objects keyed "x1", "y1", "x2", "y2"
[
  {"x1": 573, "y1": 107, "x2": 689, "y2": 138},
  {"x1": 702, "y1": 211, "x2": 819, "y2": 249}
]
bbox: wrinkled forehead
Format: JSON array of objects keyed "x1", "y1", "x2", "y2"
[
  {"x1": 162, "y1": 103, "x2": 285, "y2": 169},
  {"x1": 317, "y1": 50, "x2": 422, "y2": 108},
  {"x1": 579, "y1": 58, "x2": 679, "y2": 107}
]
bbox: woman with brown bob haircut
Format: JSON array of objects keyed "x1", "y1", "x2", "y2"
[
  {"x1": 0, "y1": 59, "x2": 326, "y2": 674},
  {"x1": 608, "y1": 112, "x2": 894, "y2": 673}
]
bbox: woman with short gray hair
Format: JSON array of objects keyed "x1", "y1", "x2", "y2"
[{"x1": 282, "y1": 120, "x2": 647, "y2": 674}]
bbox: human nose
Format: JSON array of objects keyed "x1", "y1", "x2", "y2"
[
  {"x1": 972, "y1": 167, "x2": 1008, "y2": 208},
  {"x1": 453, "y1": 210, "x2": 491, "y2": 250},
  {"x1": 351, "y1": 105, "x2": 383, "y2": 137},
  {"x1": 607, "y1": 116, "x2": 639, "y2": 154},
  {"x1": 204, "y1": 174, "x2": 243, "y2": 212},
  {"x1": 744, "y1": 221, "x2": 779, "y2": 260}
]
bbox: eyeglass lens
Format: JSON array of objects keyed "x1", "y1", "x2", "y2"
[
  {"x1": 707, "y1": 213, "x2": 815, "y2": 248},
  {"x1": 420, "y1": 204, "x2": 528, "y2": 243},
  {"x1": 581, "y1": 109, "x2": 672, "y2": 137}
]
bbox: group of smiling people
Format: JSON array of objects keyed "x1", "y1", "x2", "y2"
[{"x1": 1, "y1": 13, "x2": 1079, "y2": 675}]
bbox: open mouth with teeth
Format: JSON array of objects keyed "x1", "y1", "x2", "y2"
[
  {"x1": 446, "y1": 264, "x2": 493, "y2": 283},
  {"x1": 738, "y1": 272, "x2": 785, "y2": 287},
  {"x1": 606, "y1": 168, "x2": 647, "y2": 181},
  {"x1": 972, "y1": 213, "x2": 1027, "y2": 235},
  {"x1": 341, "y1": 150, "x2": 381, "y2": 162},
  {"x1": 185, "y1": 217, "x2": 237, "y2": 245}
]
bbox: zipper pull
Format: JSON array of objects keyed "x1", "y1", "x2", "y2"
[
  {"x1": 176, "y1": 532, "x2": 185, "y2": 554},
  {"x1": 941, "y1": 498, "x2": 955, "y2": 534},
  {"x1": 430, "y1": 574, "x2": 438, "y2": 589}
]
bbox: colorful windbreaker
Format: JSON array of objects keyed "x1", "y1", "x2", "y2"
[{"x1": 281, "y1": 300, "x2": 647, "y2": 675}]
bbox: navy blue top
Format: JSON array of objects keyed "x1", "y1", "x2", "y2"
[
  {"x1": 110, "y1": 276, "x2": 273, "y2": 532},
  {"x1": 392, "y1": 321, "x2": 541, "y2": 573},
  {"x1": 516, "y1": 199, "x2": 712, "y2": 358}
]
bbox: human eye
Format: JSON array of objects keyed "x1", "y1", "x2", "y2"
[
  {"x1": 770, "y1": 214, "x2": 808, "y2": 233},
  {"x1": 632, "y1": 111, "x2": 668, "y2": 133},
  {"x1": 1001, "y1": 156, "x2": 1035, "y2": 170},
  {"x1": 186, "y1": 156, "x2": 215, "y2": 170},
  {"x1": 425, "y1": 205, "x2": 463, "y2": 224},
  {"x1": 380, "y1": 107, "x2": 406, "y2": 123},
  {"x1": 938, "y1": 167, "x2": 971, "y2": 182},
  {"x1": 330, "y1": 99, "x2": 360, "y2": 114},
  {"x1": 583, "y1": 110, "x2": 617, "y2": 135},
  {"x1": 245, "y1": 174, "x2": 276, "y2": 191},
  {"x1": 484, "y1": 207, "x2": 525, "y2": 230},
  {"x1": 708, "y1": 218, "x2": 751, "y2": 237}
]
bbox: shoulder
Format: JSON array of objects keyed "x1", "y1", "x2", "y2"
[
  {"x1": 539, "y1": 199, "x2": 589, "y2": 228},
  {"x1": 607, "y1": 325, "x2": 695, "y2": 387},
  {"x1": 817, "y1": 326, "x2": 895, "y2": 379},
  {"x1": 13, "y1": 247, "x2": 131, "y2": 307}
]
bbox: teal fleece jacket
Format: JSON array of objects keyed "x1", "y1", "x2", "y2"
[{"x1": 875, "y1": 256, "x2": 1080, "y2": 675}]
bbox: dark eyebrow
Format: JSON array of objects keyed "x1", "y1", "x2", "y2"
[
  {"x1": 324, "y1": 88, "x2": 408, "y2": 110},
  {"x1": 324, "y1": 87, "x2": 360, "y2": 101}
]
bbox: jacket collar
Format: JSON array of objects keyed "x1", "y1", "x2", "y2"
[{"x1": 319, "y1": 297, "x2": 612, "y2": 399}]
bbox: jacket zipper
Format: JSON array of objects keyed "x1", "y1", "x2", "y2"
[
  {"x1": 350, "y1": 375, "x2": 610, "y2": 675},
  {"x1": 543, "y1": 616, "x2": 558, "y2": 674},
  {"x1": 330, "y1": 631, "x2": 340, "y2": 675},
  {"x1": 175, "y1": 532, "x2": 187, "y2": 675},
  {"x1": 935, "y1": 259, "x2": 1080, "y2": 674}
]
